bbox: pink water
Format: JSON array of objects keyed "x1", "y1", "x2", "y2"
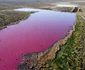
[{"x1": 0, "y1": 10, "x2": 76, "y2": 70}]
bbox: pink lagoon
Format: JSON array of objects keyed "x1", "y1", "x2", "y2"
[{"x1": 0, "y1": 8, "x2": 76, "y2": 70}]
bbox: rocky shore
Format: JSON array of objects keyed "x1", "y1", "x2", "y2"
[{"x1": 17, "y1": 18, "x2": 76, "y2": 70}]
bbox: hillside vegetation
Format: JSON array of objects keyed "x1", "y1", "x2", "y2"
[
  {"x1": 40, "y1": 14, "x2": 85, "y2": 70},
  {"x1": 0, "y1": 11, "x2": 32, "y2": 29}
]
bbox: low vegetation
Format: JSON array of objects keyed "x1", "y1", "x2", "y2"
[
  {"x1": 0, "y1": 11, "x2": 32, "y2": 29},
  {"x1": 56, "y1": 7, "x2": 73, "y2": 12},
  {"x1": 40, "y1": 14, "x2": 85, "y2": 70}
]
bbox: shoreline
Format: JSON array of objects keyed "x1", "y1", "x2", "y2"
[
  {"x1": 19, "y1": 17, "x2": 76, "y2": 69},
  {"x1": 37, "y1": 20, "x2": 76, "y2": 68},
  {"x1": 44, "y1": 14, "x2": 85, "y2": 70},
  {"x1": 0, "y1": 21, "x2": 21, "y2": 30},
  {"x1": 0, "y1": 11, "x2": 33, "y2": 30}
]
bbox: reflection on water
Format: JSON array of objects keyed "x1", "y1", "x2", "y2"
[
  {"x1": 14, "y1": 8, "x2": 46, "y2": 12},
  {"x1": 56, "y1": 4, "x2": 78, "y2": 7}
]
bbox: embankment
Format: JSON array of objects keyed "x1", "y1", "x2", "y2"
[{"x1": 18, "y1": 17, "x2": 76, "y2": 70}]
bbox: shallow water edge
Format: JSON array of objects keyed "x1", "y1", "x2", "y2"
[{"x1": 18, "y1": 19, "x2": 76, "y2": 70}]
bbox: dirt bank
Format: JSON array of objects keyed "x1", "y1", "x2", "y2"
[{"x1": 17, "y1": 17, "x2": 76, "y2": 70}]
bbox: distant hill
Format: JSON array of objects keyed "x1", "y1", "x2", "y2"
[
  {"x1": 0, "y1": 0, "x2": 69, "y2": 8},
  {"x1": 0, "y1": 0, "x2": 85, "y2": 4},
  {"x1": 0, "y1": 0, "x2": 84, "y2": 8},
  {"x1": 0, "y1": 0, "x2": 75, "y2": 3}
]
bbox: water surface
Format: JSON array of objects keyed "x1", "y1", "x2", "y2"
[
  {"x1": 14, "y1": 8, "x2": 46, "y2": 12},
  {"x1": 56, "y1": 4, "x2": 78, "y2": 7},
  {"x1": 0, "y1": 8, "x2": 76, "y2": 70}
]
